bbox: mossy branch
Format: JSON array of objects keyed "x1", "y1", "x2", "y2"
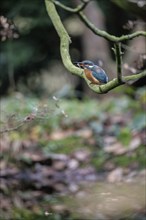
[
  {"x1": 78, "y1": 11, "x2": 146, "y2": 42},
  {"x1": 51, "y1": 0, "x2": 146, "y2": 42},
  {"x1": 45, "y1": 0, "x2": 83, "y2": 77},
  {"x1": 50, "y1": 0, "x2": 90, "y2": 13},
  {"x1": 93, "y1": 70, "x2": 146, "y2": 94},
  {"x1": 45, "y1": 0, "x2": 146, "y2": 94},
  {"x1": 113, "y1": 43, "x2": 123, "y2": 83}
]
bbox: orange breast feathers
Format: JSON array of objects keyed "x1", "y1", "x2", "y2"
[{"x1": 84, "y1": 69, "x2": 100, "y2": 85}]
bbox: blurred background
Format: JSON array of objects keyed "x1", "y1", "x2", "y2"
[{"x1": 0, "y1": 0, "x2": 146, "y2": 219}]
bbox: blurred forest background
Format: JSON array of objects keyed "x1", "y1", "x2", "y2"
[{"x1": 0, "y1": 0, "x2": 146, "y2": 220}]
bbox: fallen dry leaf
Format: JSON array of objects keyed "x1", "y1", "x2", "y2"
[
  {"x1": 67, "y1": 159, "x2": 79, "y2": 170},
  {"x1": 107, "y1": 168, "x2": 123, "y2": 183},
  {"x1": 49, "y1": 129, "x2": 74, "y2": 140},
  {"x1": 53, "y1": 160, "x2": 67, "y2": 171},
  {"x1": 72, "y1": 149, "x2": 91, "y2": 162},
  {"x1": 104, "y1": 142, "x2": 127, "y2": 155},
  {"x1": 129, "y1": 137, "x2": 141, "y2": 150}
]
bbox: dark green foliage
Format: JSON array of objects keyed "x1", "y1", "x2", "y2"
[{"x1": 0, "y1": 0, "x2": 72, "y2": 94}]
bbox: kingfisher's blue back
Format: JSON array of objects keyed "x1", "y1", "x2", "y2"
[{"x1": 92, "y1": 66, "x2": 108, "y2": 84}]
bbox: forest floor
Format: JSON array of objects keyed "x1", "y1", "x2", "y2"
[{"x1": 0, "y1": 87, "x2": 146, "y2": 220}]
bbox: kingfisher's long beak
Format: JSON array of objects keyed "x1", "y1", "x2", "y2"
[{"x1": 73, "y1": 62, "x2": 84, "y2": 68}]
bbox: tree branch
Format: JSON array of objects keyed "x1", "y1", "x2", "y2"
[
  {"x1": 45, "y1": 0, "x2": 146, "y2": 94},
  {"x1": 50, "y1": 0, "x2": 91, "y2": 13},
  {"x1": 113, "y1": 43, "x2": 123, "y2": 83},
  {"x1": 78, "y1": 11, "x2": 146, "y2": 42},
  {"x1": 51, "y1": 0, "x2": 146, "y2": 42},
  {"x1": 45, "y1": 0, "x2": 83, "y2": 77},
  {"x1": 0, "y1": 122, "x2": 24, "y2": 134},
  {"x1": 91, "y1": 70, "x2": 146, "y2": 94}
]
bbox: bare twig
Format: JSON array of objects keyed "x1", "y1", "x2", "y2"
[
  {"x1": 113, "y1": 43, "x2": 123, "y2": 83},
  {"x1": 0, "y1": 114, "x2": 36, "y2": 134},
  {"x1": 0, "y1": 122, "x2": 24, "y2": 134}
]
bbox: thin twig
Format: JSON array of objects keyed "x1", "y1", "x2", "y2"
[{"x1": 0, "y1": 122, "x2": 24, "y2": 134}]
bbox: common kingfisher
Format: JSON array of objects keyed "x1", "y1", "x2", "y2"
[{"x1": 74, "y1": 60, "x2": 108, "y2": 85}]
